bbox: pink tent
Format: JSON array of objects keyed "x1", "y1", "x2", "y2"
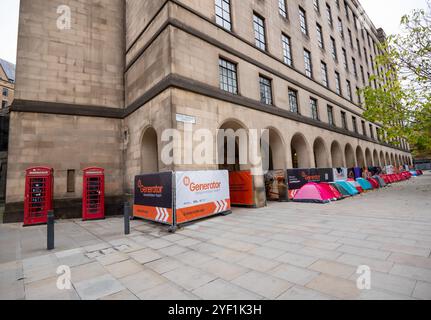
[
  {"x1": 293, "y1": 183, "x2": 337, "y2": 204},
  {"x1": 320, "y1": 183, "x2": 343, "y2": 200}
]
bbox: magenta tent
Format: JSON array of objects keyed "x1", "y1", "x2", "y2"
[
  {"x1": 320, "y1": 183, "x2": 343, "y2": 200},
  {"x1": 293, "y1": 183, "x2": 337, "y2": 204}
]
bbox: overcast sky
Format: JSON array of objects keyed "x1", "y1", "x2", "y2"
[{"x1": 0, "y1": 0, "x2": 429, "y2": 64}]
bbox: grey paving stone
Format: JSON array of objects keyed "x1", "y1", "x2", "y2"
[
  {"x1": 306, "y1": 274, "x2": 360, "y2": 300},
  {"x1": 193, "y1": 279, "x2": 262, "y2": 300},
  {"x1": 157, "y1": 245, "x2": 189, "y2": 257},
  {"x1": 146, "y1": 257, "x2": 184, "y2": 274},
  {"x1": 412, "y1": 281, "x2": 431, "y2": 300},
  {"x1": 130, "y1": 249, "x2": 163, "y2": 265},
  {"x1": 277, "y1": 286, "x2": 334, "y2": 300},
  {"x1": 70, "y1": 261, "x2": 108, "y2": 283},
  {"x1": 96, "y1": 252, "x2": 129, "y2": 266},
  {"x1": 232, "y1": 271, "x2": 293, "y2": 299},
  {"x1": 198, "y1": 259, "x2": 250, "y2": 281},
  {"x1": 337, "y1": 254, "x2": 394, "y2": 273},
  {"x1": 337, "y1": 245, "x2": 391, "y2": 260},
  {"x1": 163, "y1": 266, "x2": 217, "y2": 291},
  {"x1": 271, "y1": 264, "x2": 320, "y2": 286},
  {"x1": 175, "y1": 251, "x2": 215, "y2": 267},
  {"x1": 120, "y1": 269, "x2": 167, "y2": 294},
  {"x1": 137, "y1": 282, "x2": 198, "y2": 300},
  {"x1": 276, "y1": 252, "x2": 318, "y2": 268},
  {"x1": 295, "y1": 246, "x2": 342, "y2": 260},
  {"x1": 390, "y1": 264, "x2": 431, "y2": 282},
  {"x1": 381, "y1": 243, "x2": 431, "y2": 258},
  {"x1": 75, "y1": 274, "x2": 124, "y2": 300},
  {"x1": 104, "y1": 260, "x2": 143, "y2": 279},
  {"x1": 26, "y1": 276, "x2": 80, "y2": 300},
  {"x1": 248, "y1": 246, "x2": 286, "y2": 259},
  {"x1": 237, "y1": 254, "x2": 280, "y2": 272},
  {"x1": 100, "y1": 289, "x2": 139, "y2": 300}
]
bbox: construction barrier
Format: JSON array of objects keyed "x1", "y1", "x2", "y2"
[{"x1": 133, "y1": 170, "x2": 231, "y2": 230}]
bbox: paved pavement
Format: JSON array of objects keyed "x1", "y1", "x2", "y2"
[{"x1": 1, "y1": 172, "x2": 431, "y2": 300}]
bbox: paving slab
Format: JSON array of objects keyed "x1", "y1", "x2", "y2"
[
  {"x1": 193, "y1": 279, "x2": 262, "y2": 300},
  {"x1": 232, "y1": 271, "x2": 293, "y2": 299},
  {"x1": 74, "y1": 274, "x2": 124, "y2": 300}
]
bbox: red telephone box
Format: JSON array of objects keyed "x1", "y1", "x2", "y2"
[
  {"x1": 24, "y1": 167, "x2": 54, "y2": 226},
  {"x1": 82, "y1": 167, "x2": 105, "y2": 221}
]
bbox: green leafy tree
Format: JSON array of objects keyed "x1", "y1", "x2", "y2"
[{"x1": 361, "y1": 1, "x2": 431, "y2": 157}]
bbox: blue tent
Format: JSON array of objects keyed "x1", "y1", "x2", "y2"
[
  {"x1": 335, "y1": 181, "x2": 359, "y2": 196},
  {"x1": 356, "y1": 178, "x2": 373, "y2": 191},
  {"x1": 373, "y1": 175, "x2": 386, "y2": 187},
  {"x1": 330, "y1": 182, "x2": 350, "y2": 198},
  {"x1": 410, "y1": 171, "x2": 418, "y2": 177}
]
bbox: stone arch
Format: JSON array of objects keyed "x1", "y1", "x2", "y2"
[
  {"x1": 313, "y1": 137, "x2": 330, "y2": 168},
  {"x1": 365, "y1": 148, "x2": 373, "y2": 167},
  {"x1": 331, "y1": 141, "x2": 344, "y2": 167},
  {"x1": 385, "y1": 152, "x2": 390, "y2": 166},
  {"x1": 291, "y1": 133, "x2": 311, "y2": 168},
  {"x1": 140, "y1": 126, "x2": 159, "y2": 174},
  {"x1": 218, "y1": 119, "x2": 249, "y2": 172},
  {"x1": 391, "y1": 153, "x2": 395, "y2": 166},
  {"x1": 356, "y1": 146, "x2": 366, "y2": 168},
  {"x1": 373, "y1": 150, "x2": 380, "y2": 167},
  {"x1": 345, "y1": 143, "x2": 356, "y2": 168},
  {"x1": 380, "y1": 151, "x2": 385, "y2": 166},
  {"x1": 265, "y1": 127, "x2": 287, "y2": 171}
]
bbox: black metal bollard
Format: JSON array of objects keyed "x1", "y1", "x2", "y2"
[
  {"x1": 47, "y1": 210, "x2": 55, "y2": 250},
  {"x1": 124, "y1": 202, "x2": 130, "y2": 235}
]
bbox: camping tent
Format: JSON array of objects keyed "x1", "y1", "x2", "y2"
[
  {"x1": 348, "y1": 179, "x2": 364, "y2": 193},
  {"x1": 373, "y1": 175, "x2": 386, "y2": 188},
  {"x1": 293, "y1": 183, "x2": 336, "y2": 204},
  {"x1": 367, "y1": 178, "x2": 380, "y2": 189},
  {"x1": 335, "y1": 181, "x2": 359, "y2": 196},
  {"x1": 357, "y1": 178, "x2": 374, "y2": 191},
  {"x1": 321, "y1": 183, "x2": 343, "y2": 200}
]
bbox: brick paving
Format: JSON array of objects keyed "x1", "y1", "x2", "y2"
[{"x1": 0, "y1": 172, "x2": 430, "y2": 300}]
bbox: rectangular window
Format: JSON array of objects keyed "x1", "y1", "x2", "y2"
[
  {"x1": 352, "y1": 116, "x2": 358, "y2": 133},
  {"x1": 321, "y1": 61, "x2": 328, "y2": 87},
  {"x1": 289, "y1": 89, "x2": 299, "y2": 114},
  {"x1": 330, "y1": 37, "x2": 337, "y2": 61},
  {"x1": 310, "y1": 98, "x2": 319, "y2": 120},
  {"x1": 327, "y1": 106, "x2": 334, "y2": 126},
  {"x1": 362, "y1": 120, "x2": 367, "y2": 136},
  {"x1": 360, "y1": 65, "x2": 365, "y2": 84},
  {"x1": 313, "y1": 0, "x2": 320, "y2": 13},
  {"x1": 304, "y1": 49, "x2": 313, "y2": 78},
  {"x1": 344, "y1": 0, "x2": 350, "y2": 20},
  {"x1": 1, "y1": 100, "x2": 7, "y2": 108},
  {"x1": 253, "y1": 14, "x2": 266, "y2": 51},
  {"x1": 357, "y1": 39, "x2": 362, "y2": 57},
  {"x1": 219, "y1": 58, "x2": 238, "y2": 94},
  {"x1": 348, "y1": 29, "x2": 353, "y2": 47},
  {"x1": 335, "y1": 71, "x2": 341, "y2": 95},
  {"x1": 338, "y1": 18, "x2": 344, "y2": 39},
  {"x1": 259, "y1": 76, "x2": 272, "y2": 105},
  {"x1": 342, "y1": 48, "x2": 348, "y2": 71},
  {"x1": 326, "y1": 4, "x2": 333, "y2": 27},
  {"x1": 356, "y1": 87, "x2": 361, "y2": 104},
  {"x1": 2, "y1": 88, "x2": 8, "y2": 97},
  {"x1": 316, "y1": 23, "x2": 324, "y2": 49},
  {"x1": 279, "y1": 0, "x2": 288, "y2": 18},
  {"x1": 352, "y1": 57, "x2": 357, "y2": 77},
  {"x1": 299, "y1": 7, "x2": 309, "y2": 35},
  {"x1": 346, "y1": 80, "x2": 352, "y2": 101},
  {"x1": 282, "y1": 34, "x2": 293, "y2": 66},
  {"x1": 369, "y1": 124, "x2": 375, "y2": 139},
  {"x1": 341, "y1": 111, "x2": 348, "y2": 129},
  {"x1": 215, "y1": 0, "x2": 232, "y2": 31},
  {"x1": 67, "y1": 170, "x2": 75, "y2": 193}
]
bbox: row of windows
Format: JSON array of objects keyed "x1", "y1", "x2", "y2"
[
  {"x1": 218, "y1": 57, "x2": 379, "y2": 140},
  {"x1": 214, "y1": 0, "x2": 385, "y2": 107}
]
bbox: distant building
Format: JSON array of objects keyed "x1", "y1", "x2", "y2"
[{"x1": 0, "y1": 59, "x2": 15, "y2": 110}]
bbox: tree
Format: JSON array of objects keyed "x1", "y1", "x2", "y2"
[{"x1": 361, "y1": 1, "x2": 431, "y2": 157}]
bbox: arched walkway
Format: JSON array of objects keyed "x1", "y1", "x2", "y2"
[
  {"x1": 345, "y1": 144, "x2": 356, "y2": 168},
  {"x1": 373, "y1": 150, "x2": 380, "y2": 167},
  {"x1": 331, "y1": 141, "x2": 344, "y2": 167},
  {"x1": 365, "y1": 148, "x2": 373, "y2": 167},
  {"x1": 380, "y1": 151, "x2": 385, "y2": 166},
  {"x1": 356, "y1": 146, "x2": 366, "y2": 168},
  {"x1": 141, "y1": 127, "x2": 159, "y2": 174},
  {"x1": 266, "y1": 128, "x2": 286, "y2": 170},
  {"x1": 313, "y1": 138, "x2": 330, "y2": 168},
  {"x1": 291, "y1": 133, "x2": 311, "y2": 169},
  {"x1": 218, "y1": 120, "x2": 249, "y2": 172}
]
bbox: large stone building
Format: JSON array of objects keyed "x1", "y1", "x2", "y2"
[{"x1": 4, "y1": 0, "x2": 413, "y2": 222}]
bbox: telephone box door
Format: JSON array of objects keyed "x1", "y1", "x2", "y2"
[
  {"x1": 24, "y1": 167, "x2": 54, "y2": 226},
  {"x1": 82, "y1": 168, "x2": 105, "y2": 221}
]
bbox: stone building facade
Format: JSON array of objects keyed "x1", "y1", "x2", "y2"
[{"x1": 4, "y1": 0, "x2": 413, "y2": 222}]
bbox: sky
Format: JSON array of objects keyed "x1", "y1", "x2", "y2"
[{"x1": 0, "y1": 0, "x2": 429, "y2": 65}]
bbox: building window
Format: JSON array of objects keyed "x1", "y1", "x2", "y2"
[
  {"x1": 357, "y1": 39, "x2": 362, "y2": 57},
  {"x1": 342, "y1": 48, "x2": 348, "y2": 71},
  {"x1": 2, "y1": 88, "x2": 8, "y2": 97},
  {"x1": 259, "y1": 76, "x2": 272, "y2": 105},
  {"x1": 215, "y1": 0, "x2": 232, "y2": 31},
  {"x1": 344, "y1": 0, "x2": 350, "y2": 20},
  {"x1": 313, "y1": 0, "x2": 320, "y2": 13},
  {"x1": 1, "y1": 100, "x2": 7, "y2": 108},
  {"x1": 338, "y1": 18, "x2": 344, "y2": 39},
  {"x1": 330, "y1": 37, "x2": 337, "y2": 61},
  {"x1": 299, "y1": 7, "x2": 309, "y2": 36},
  {"x1": 316, "y1": 23, "x2": 324, "y2": 49},
  {"x1": 341, "y1": 111, "x2": 348, "y2": 129},
  {"x1": 348, "y1": 29, "x2": 353, "y2": 47},
  {"x1": 352, "y1": 58, "x2": 357, "y2": 77},
  {"x1": 289, "y1": 89, "x2": 299, "y2": 114},
  {"x1": 327, "y1": 106, "x2": 334, "y2": 126},
  {"x1": 356, "y1": 87, "x2": 361, "y2": 104},
  {"x1": 326, "y1": 4, "x2": 333, "y2": 27},
  {"x1": 369, "y1": 124, "x2": 375, "y2": 139},
  {"x1": 362, "y1": 120, "x2": 367, "y2": 136},
  {"x1": 346, "y1": 80, "x2": 352, "y2": 101},
  {"x1": 67, "y1": 170, "x2": 75, "y2": 193},
  {"x1": 304, "y1": 49, "x2": 313, "y2": 78},
  {"x1": 278, "y1": 0, "x2": 288, "y2": 18},
  {"x1": 352, "y1": 116, "x2": 358, "y2": 133},
  {"x1": 253, "y1": 13, "x2": 266, "y2": 51},
  {"x1": 360, "y1": 66, "x2": 365, "y2": 84},
  {"x1": 310, "y1": 98, "x2": 319, "y2": 120},
  {"x1": 219, "y1": 58, "x2": 238, "y2": 94},
  {"x1": 321, "y1": 61, "x2": 328, "y2": 87},
  {"x1": 282, "y1": 34, "x2": 293, "y2": 66},
  {"x1": 335, "y1": 71, "x2": 341, "y2": 95}
]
